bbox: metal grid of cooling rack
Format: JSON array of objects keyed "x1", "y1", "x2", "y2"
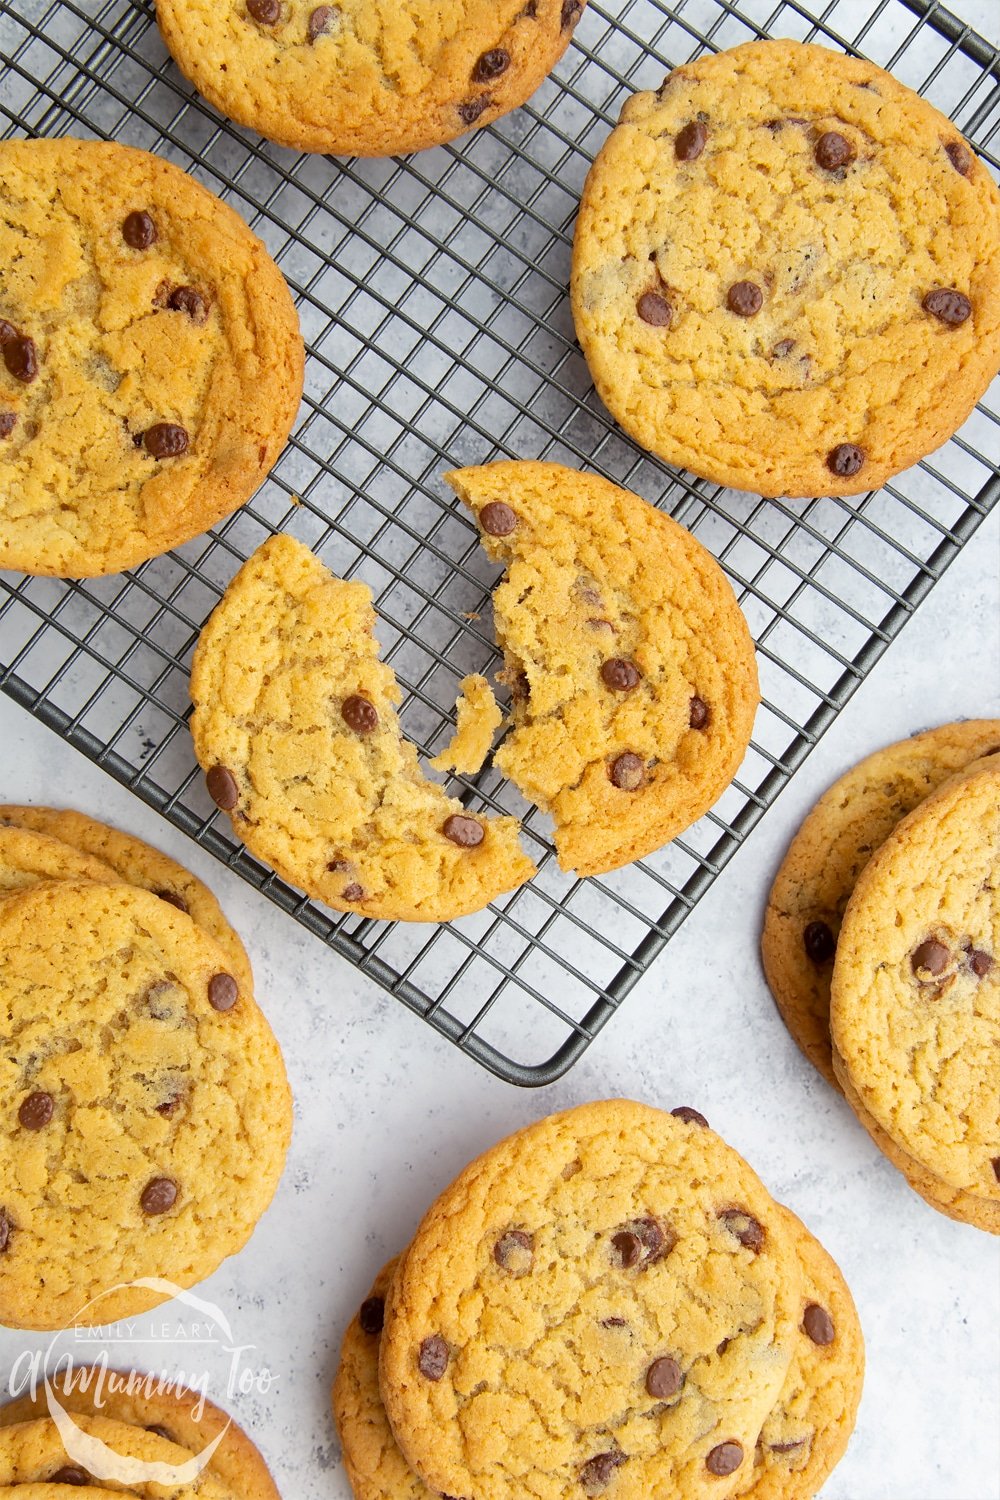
[{"x1": 1, "y1": 0, "x2": 998, "y2": 1085}]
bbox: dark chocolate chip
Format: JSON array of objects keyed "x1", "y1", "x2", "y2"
[
  {"x1": 472, "y1": 48, "x2": 510, "y2": 83},
  {"x1": 418, "y1": 1335, "x2": 449, "y2": 1381},
  {"x1": 814, "y1": 131, "x2": 853, "y2": 170},
  {"x1": 718, "y1": 1207, "x2": 765, "y2": 1253},
  {"x1": 167, "y1": 286, "x2": 209, "y2": 324},
  {"x1": 442, "y1": 814, "x2": 485, "y2": 848},
  {"x1": 208, "y1": 972, "x2": 239, "y2": 1012},
  {"x1": 207, "y1": 764, "x2": 239, "y2": 811},
  {"x1": 327, "y1": 858, "x2": 353, "y2": 873},
  {"x1": 494, "y1": 1229, "x2": 534, "y2": 1274},
  {"x1": 600, "y1": 658, "x2": 641, "y2": 692},
  {"x1": 826, "y1": 443, "x2": 865, "y2": 479},
  {"x1": 342, "y1": 694, "x2": 379, "y2": 734},
  {"x1": 580, "y1": 1451, "x2": 626, "y2": 1491},
  {"x1": 341, "y1": 883, "x2": 365, "y2": 903},
  {"x1": 308, "y1": 5, "x2": 335, "y2": 40},
  {"x1": 247, "y1": 0, "x2": 281, "y2": 22},
  {"x1": 769, "y1": 1438, "x2": 806, "y2": 1454},
  {"x1": 49, "y1": 1468, "x2": 90, "y2": 1485},
  {"x1": 123, "y1": 210, "x2": 157, "y2": 249},
  {"x1": 156, "y1": 1096, "x2": 181, "y2": 1117},
  {"x1": 922, "y1": 288, "x2": 972, "y2": 326},
  {"x1": 360, "y1": 1296, "x2": 385, "y2": 1335},
  {"x1": 992, "y1": 1158, "x2": 1000, "y2": 1184},
  {"x1": 689, "y1": 696, "x2": 709, "y2": 730},
  {"x1": 458, "y1": 97, "x2": 492, "y2": 125},
  {"x1": 727, "y1": 281, "x2": 763, "y2": 318},
  {"x1": 911, "y1": 938, "x2": 949, "y2": 977},
  {"x1": 716, "y1": 1337, "x2": 730, "y2": 1356},
  {"x1": 772, "y1": 338, "x2": 796, "y2": 358},
  {"x1": 945, "y1": 140, "x2": 971, "y2": 176},
  {"x1": 675, "y1": 120, "x2": 708, "y2": 161},
  {"x1": 706, "y1": 1441, "x2": 744, "y2": 1477},
  {"x1": 146, "y1": 1425, "x2": 174, "y2": 1442},
  {"x1": 969, "y1": 948, "x2": 994, "y2": 977},
  {"x1": 155, "y1": 889, "x2": 189, "y2": 913},
  {"x1": 18, "y1": 1092, "x2": 54, "y2": 1131},
  {"x1": 0, "y1": 1209, "x2": 11, "y2": 1254},
  {"x1": 144, "y1": 423, "x2": 189, "y2": 458},
  {"x1": 609, "y1": 752, "x2": 645, "y2": 791},
  {"x1": 646, "y1": 1356, "x2": 683, "y2": 1399},
  {"x1": 802, "y1": 1302, "x2": 835, "y2": 1345},
  {"x1": 141, "y1": 1177, "x2": 178, "y2": 1216},
  {"x1": 636, "y1": 290, "x2": 672, "y2": 327},
  {"x1": 671, "y1": 1105, "x2": 708, "y2": 1128},
  {"x1": 0, "y1": 412, "x2": 16, "y2": 439},
  {"x1": 633, "y1": 1216, "x2": 675, "y2": 1262},
  {"x1": 3, "y1": 331, "x2": 38, "y2": 384},
  {"x1": 611, "y1": 1230, "x2": 642, "y2": 1268},
  {"x1": 561, "y1": 0, "x2": 582, "y2": 27},
  {"x1": 803, "y1": 920, "x2": 836, "y2": 965},
  {"x1": 601, "y1": 1316, "x2": 628, "y2": 1328},
  {"x1": 479, "y1": 500, "x2": 519, "y2": 536}
]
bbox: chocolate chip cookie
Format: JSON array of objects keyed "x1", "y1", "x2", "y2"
[
  {"x1": 156, "y1": 1, "x2": 586, "y2": 158},
  {"x1": 0, "y1": 881, "x2": 291, "y2": 1330},
  {"x1": 380, "y1": 1099, "x2": 803, "y2": 1500},
  {"x1": 190, "y1": 534, "x2": 535, "y2": 922},
  {"x1": 761, "y1": 721, "x2": 1000, "y2": 1087},
  {"x1": 0, "y1": 138, "x2": 303, "y2": 577},
  {"x1": 830, "y1": 759, "x2": 1000, "y2": 1206},
  {"x1": 0, "y1": 1413, "x2": 235, "y2": 1496},
  {"x1": 572, "y1": 40, "x2": 1000, "y2": 497},
  {"x1": 447, "y1": 462, "x2": 759, "y2": 876}
]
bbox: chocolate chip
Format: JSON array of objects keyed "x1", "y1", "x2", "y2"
[
  {"x1": 156, "y1": 1096, "x2": 181, "y2": 1117},
  {"x1": 727, "y1": 281, "x2": 763, "y2": 317},
  {"x1": 123, "y1": 210, "x2": 157, "y2": 249},
  {"x1": 0, "y1": 412, "x2": 16, "y2": 439},
  {"x1": 146, "y1": 1425, "x2": 174, "y2": 1441},
  {"x1": 327, "y1": 858, "x2": 353, "y2": 873},
  {"x1": 167, "y1": 286, "x2": 209, "y2": 324},
  {"x1": 600, "y1": 659, "x2": 641, "y2": 692},
  {"x1": 803, "y1": 920, "x2": 835, "y2": 964},
  {"x1": 911, "y1": 938, "x2": 949, "y2": 977},
  {"x1": 580, "y1": 1451, "x2": 626, "y2": 1491},
  {"x1": 716, "y1": 1338, "x2": 730, "y2": 1355},
  {"x1": 772, "y1": 338, "x2": 796, "y2": 358},
  {"x1": 969, "y1": 948, "x2": 994, "y2": 977},
  {"x1": 418, "y1": 1335, "x2": 449, "y2": 1380},
  {"x1": 561, "y1": 0, "x2": 582, "y2": 26},
  {"x1": 50, "y1": 1468, "x2": 90, "y2": 1485},
  {"x1": 247, "y1": 0, "x2": 281, "y2": 22},
  {"x1": 633, "y1": 1216, "x2": 675, "y2": 1261},
  {"x1": 208, "y1": 972, "x2": 239, "y2": 1012},
  {"x1": 458, "y1": 97, "x2": 492, "y2": 125},
  {"x1": 360, "y1": 1296, "x2": 385, "y2": 1335},
  {"x1": 609, "y1": 752, "x2": 645, "y2": 791},
  {"x1": 141, "y1": 1177, "x2": 178, "y2": 1216},
  {"x1": 473, "y1": 48, "x2": 510, "y2": 83},
  {"x1": 2, "y1": 331, "x2": 38, "y2": 384},
  {"x1": 814, "y1": 131, "x2": 853, "y2": 170},
  {"x1": 769, "y1": 1438, "x2": 806, "y2": 1454},
  {"x1": 646, "y1": 1356, "x2": 683, "y2": 1399},
  {"x1": 675, "y1": 120, "x2": 708, "y2": 161},
  {"x1": 155, "y1": 889, "x2": 189, "y2": 913},
  {"x1": 442, "y1": 814, "x2": 485, "y2": 848},
  {"x1": 521, "y1": 0, "x2": 539, "y2": 14},
  {"x1": 341, "y1": 883, "x2": 365, "y2": 902},
  {"x1": 945, "y1": 140, "x2": 971, "y2": 176},
  {"x1": 342, "y1": 694, "x2": 379, "y2": 734},
  {"x1": 689, "y1": 696, "x2": 709, "y2": 730},
  {"x1": 307, "y1": 5, "x2": 335, "y2": 40},
  {"x1": 479, "y1": 500, "x2": 518, "y2": 536},
  {"x1": 494, "y1": 1229, "x2": 534, "y2": 1274},
  {"x1": 207, "y1": 764, "x2": 239, "y2": 811},
  {"x1": 718, "y1": 1207, "x2": 765, "y2": 1253},
  {"x1": 0, "y1": 1209, "x2": 11, "y2": 1254},
  {"x1": 706, "y1": 1441, "x2": 743, "y2": 1476},
  {"x1": 992, "y1": 1158, "x2": 1000, "y2": 1184},
  {"x1": 18, "y1": 1092, "x2": 54, "y2": 1131},
  {"x1": 802, "y1": 1302, "x2": 835, "y2": 1345},
  {"x1": 636, "y1": 291, "x2": 672, "y2": 327},
  {"x1": 611, "y1": 1230, "x2": 642, "y2": 1268},
  {"x1": 922, "y1": 288, "x2": 972, "y2": 326},
  {"x1": 144, "y1": 423, "x2": 189, "y2": 458},
  {"x1": 671, "y1": 1105, "x2": 708, "y2": 1127},
  {"x1": 826, "y1": 443, "x2": 865, "y2": 479},
  {"x1": 601, "y1": 1317, "x2": 628, "y2": 1328}
]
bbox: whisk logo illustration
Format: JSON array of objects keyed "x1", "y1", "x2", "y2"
[{"x1": 7, "y1": 1280, "x2": 275, "y2": 1485}]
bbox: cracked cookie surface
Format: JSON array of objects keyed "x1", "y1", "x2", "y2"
[
  {"x1": 761, "y1": 721, "x2": 1000, "y2": 1088},
  {"x1": 448, "y1": 462, "x2": 758, "y2": 876},
  {"x1": 0, "y1": 881, "x2": 291, "y2": 1331},
  {"x1": 380, "y1": 1099, "x2": 802, "y2": 1500},
  {"x1": 571, "y1": 39, "x2": 1000, "y2": 498},
  {"x1": 190, "y1": 534, "x2": 535, "y2": 922},
  {"x1": 156, "y1": 0, "x2": 586, "y2": 157},
  {"x1": 0, "y1": 138, "x2": 303, "y2": 578},
  {"x1": 830, "y1": 760, "x2": 1000, "y2": 1202}
]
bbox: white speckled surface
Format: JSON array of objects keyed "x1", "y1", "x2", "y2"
[{"x1": 2, "y1": 4, "x2": 1000, "y2": 1497}]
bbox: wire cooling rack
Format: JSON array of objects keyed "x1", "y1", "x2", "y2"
[{"x1": 1, "y1": 0, "x2": 998, "y2": 1086}]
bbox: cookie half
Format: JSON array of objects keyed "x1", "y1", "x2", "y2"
[
  {"x1": 190, "y1": 534, "x2": 535, "y2": 922},
  {"x1": 0, "y1": 138, "x2": 303, "y2": 577},
  {"x1": 761, "y1": 721, "x2": 1000, "y2": 1088},
  {"x1": 572, "y1": 40, "x2": 1000, "y2": 497},
  {"x1": 447, "y1": 462, "x2": 759, "y2": 876}
]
